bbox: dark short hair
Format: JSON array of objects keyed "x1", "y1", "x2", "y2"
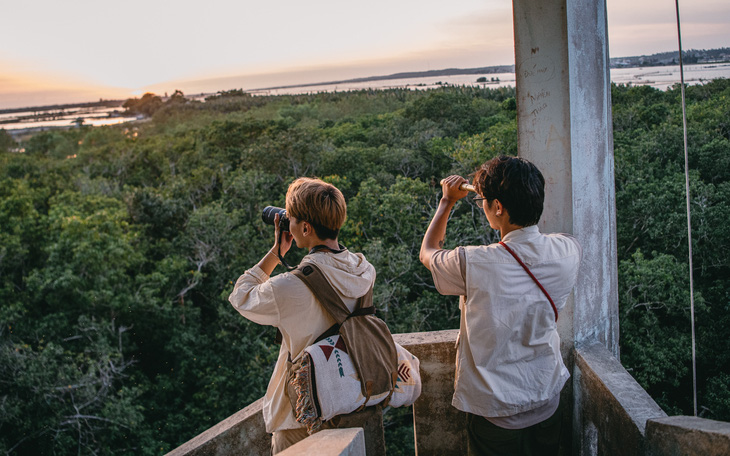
[{"x1": 473, "y1": 155, "x2": 545, "y2": 227}]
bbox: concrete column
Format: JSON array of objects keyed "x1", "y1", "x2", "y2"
[{"x1": 512, "y1": 0, "x2": 619, "y2": 356}]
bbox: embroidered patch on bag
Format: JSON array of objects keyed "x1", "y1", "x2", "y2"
[
  {"x1": 318, "y1": 337, "x2": 347, "y2": 377},
  {"x1": 398, "y1": 363, "x2": 411, "y2": 382}
]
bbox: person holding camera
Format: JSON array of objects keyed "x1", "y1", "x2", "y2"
[
  {"x1": 228, "y1": 177, "x2": 376, "y2": 454},
  {"x1": 420, "y1": 156, "x2": 581, "y2": 456}
]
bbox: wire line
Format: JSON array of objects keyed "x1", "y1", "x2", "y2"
[{"x1": 674, "y1": 0, "x2": 698, "y2": 417}]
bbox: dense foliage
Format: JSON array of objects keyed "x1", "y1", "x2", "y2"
[
  {"x1": 0, "y1": 79, "x2": 728, "y2": 454},
  {"x1": 612, "y1": 80, "x2": 730, "y2": 417}
]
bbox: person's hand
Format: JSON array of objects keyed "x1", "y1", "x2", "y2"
[
  {"x1": 440, "y1": 175, "x2": 469, "y2": 204},
  {"x1": 273, "y1": 213, "x2": 294, "y2": 256}
]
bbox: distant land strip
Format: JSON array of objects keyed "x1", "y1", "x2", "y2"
[
  {"x1": 248, "y1": 65, "x2": 516, "y2": 92},
  {"x1": 250, "y1": 47, "x2": 729, "y2": 93}
]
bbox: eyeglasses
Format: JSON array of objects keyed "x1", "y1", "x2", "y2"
[{"x1": 473, "y1": 196, "x2": 486, "y2": 203}]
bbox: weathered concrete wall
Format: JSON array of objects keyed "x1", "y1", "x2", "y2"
[
  {"x1": 646, "y1": 416, "x2": 730, "y2": 456},
  {"x1": 320, "y1": 404, "x2": 385, "y2": 455},
  {"x1": 394, "y1": 330, "x2": 465, "y2": 456},
  {"x1": 165, "y1": 333, "x2": 729, "y2": 456},
  {"x1": 165, "y1": 394, "x2": 383, "y2": 456},
  {"x1": 573, "y1": 344, "x2": 666, "y2": 456},
  {"x1": 279, "y1": 428, "x2": 366, "y2": 456},
  {"x1": 165, "y1": 398, "x2": 269, "y2": 456},
  {"x1": 167, "y1": 331, "x2": 461, "y2": 456}
]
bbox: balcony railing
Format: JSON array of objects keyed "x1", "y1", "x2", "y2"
[{"x1": 167, "y1": 330, "x2": 730, "y2": 456}]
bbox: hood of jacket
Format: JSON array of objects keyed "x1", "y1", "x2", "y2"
[{"x1": 301, "y1": 249, "x2": 376, "y2": 300}]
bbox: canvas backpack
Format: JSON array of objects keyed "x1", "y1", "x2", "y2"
[{"x1": 285, "y1": 261, "x2": 403, "y2": 433}]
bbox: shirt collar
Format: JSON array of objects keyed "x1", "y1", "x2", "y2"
[{"x1": 501, "y1": 225, "x2": 540, "y2": 243}]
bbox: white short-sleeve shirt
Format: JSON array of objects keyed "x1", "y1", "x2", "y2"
[{"x1": 430, "y1": 225, "x2": 581, "y2": 429}]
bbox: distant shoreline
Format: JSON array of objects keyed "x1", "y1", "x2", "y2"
[{"x1": 248, "y1": 65, "x2": 517, "y2": 93}]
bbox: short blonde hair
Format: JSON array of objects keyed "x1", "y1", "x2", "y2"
[{"x1": 285, "y1": 177, "x2": 346, "y2": 240}]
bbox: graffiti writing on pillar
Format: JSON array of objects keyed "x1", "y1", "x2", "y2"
[
  {"x1": 528, "y1": 89, "x2": 551, "y2": 118},
  {"x1": 518, "y1": 56, "x2": 555, "y2": 84},
  {"x1": 528, "y1": 90, "x2": 551, "y2": 104},
  {"x1": 530, "y1": 103, "x2": 548, "y2": 118},
  {"x1": 517, "y1": 55, "x2": 556, "y2": 125},
  {"x1": 523, "y1": 65, "x2": 550, "y2": 80}
]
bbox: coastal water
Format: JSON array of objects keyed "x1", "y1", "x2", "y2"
[
  {"x1": 610, "y1": 63, "x2": 730, "y2": 89},
  {"x1": 1, "y1": 106, "x2": 133, "y2": 133},
  {"x1": 260, "y1": 62, "x2": 730, "y2": 96}
]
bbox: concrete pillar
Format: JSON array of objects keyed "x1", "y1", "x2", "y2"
[{"x1": 513, "y1": 0, "x2": 619, "y2": 356}]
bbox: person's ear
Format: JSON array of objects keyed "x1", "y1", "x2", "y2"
[
  {"x1": 495, "y1": 200, "x2": 503, "y2": 216},
  {"x1": 302, "y1": 222, "x2": 310, "y2": 236}
]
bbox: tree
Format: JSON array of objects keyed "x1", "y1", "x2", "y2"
[
  {"x1": 123, "y1": 92, "x2": 163, "y2": 117},
  {"x1": 166, "y1": 89, "x2": 188, "y2": 105},
  {"x1": 0, "y1": 129, "x2": 15, "y2": 153}
]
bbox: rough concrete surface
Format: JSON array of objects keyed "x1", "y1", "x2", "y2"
[
  {"x1": 646, "y1": 416, "x2": 730, "y2": 456},
  {"x1": 278, "y1": 428, "x2": 366, "y2": 456},
  {"x1": 165, "y1": 397, "x2": 269, "y2": 456},
  {"x1": 395, "y1": 330, "x2": 467, "y2": 456},
  {"x1": 164, "y1": 333, "x2": 729, "y2": 456},
  {"x1": 574, "y1": 344, "x2": 666, "y2": 456}
]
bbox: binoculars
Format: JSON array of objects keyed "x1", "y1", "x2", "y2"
[{"x1": 439, "y1": 179, "x2": 476, "y2": 192}]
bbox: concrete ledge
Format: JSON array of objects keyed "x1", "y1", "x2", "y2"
[
  {"x1": 573, "y1": 343, "x2": 666, "y2": 456},
  {"x1": 646, "y1": 416, "x2": 730, "y2": 456},
  {"x1": 166, "y1": 331, "x2": 460, "y2": 456},
  {"x1": 279, "y1": 428, "x2": 366, "y2": 456},
  {"x1": 166, "y1": 397, "x2": 269, "y2": 456},
  {"x1": 394, "y1": 329, "x2": 466, "y2": 456},
  {"x1": 393, "y1": 329, "x2": 459, "y2": 348}
]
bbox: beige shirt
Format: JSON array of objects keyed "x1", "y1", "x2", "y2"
[
  {"x1": 229, "y1": 250, "x2": 376, "y2": 433},
  {"x1": 430, "y1": 225, "x2": 581, "y2": 429}
]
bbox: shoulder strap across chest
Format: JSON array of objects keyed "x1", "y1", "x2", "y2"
[{"x1": 292, "y1": 262, "x2": 375, "y2": 325}]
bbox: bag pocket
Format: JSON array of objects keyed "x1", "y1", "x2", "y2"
[{"x1": 287, "y1": 353, "x2": 323, "y2": 434}]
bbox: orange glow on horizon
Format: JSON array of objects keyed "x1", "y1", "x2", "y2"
[{"x1": 0, "y1": 70, "x2": 133, "y2": 109}]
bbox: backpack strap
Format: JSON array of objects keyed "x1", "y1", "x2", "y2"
[{"x1": 292, "y1": 262, "x2": 356, "y2": 324}]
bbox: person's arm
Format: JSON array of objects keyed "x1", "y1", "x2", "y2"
[
  {"x1": 420, "y1": 175, "x2": 469, "y2": 270},
  {"x1": 228, "y1": 213, "x2": 293, "y2": 325},
  {"x1": 256, "y1": 213, "x2": 293, "y2": 276}
]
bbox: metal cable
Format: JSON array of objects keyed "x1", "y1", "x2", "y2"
[{"x1": 674, "y1": 0, "x2": 698, "y2": 417}]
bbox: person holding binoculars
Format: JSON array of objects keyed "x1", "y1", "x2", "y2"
[
  {"x1": 228, "y1": 177, "x2": 377, "y2": 454},
  {"x1": 420, "y1": 156, "x2": 582, "y2": 456}
]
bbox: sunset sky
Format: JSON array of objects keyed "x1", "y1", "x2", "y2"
[{"x1": 1, "y1": 0, "x2": 729, "y2": 109}]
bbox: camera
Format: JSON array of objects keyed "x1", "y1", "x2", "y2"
[{"x1": 262, "y1": 206, "x2": 290, "y2": 232}]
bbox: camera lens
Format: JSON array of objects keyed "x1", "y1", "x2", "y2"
[{"x1": 262, "y1": 206, "x2": 290, "y2": 232}]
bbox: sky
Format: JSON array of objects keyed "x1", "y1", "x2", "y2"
[{"x1": 1, "y1": 0, "x2": 729, "y2": 109}]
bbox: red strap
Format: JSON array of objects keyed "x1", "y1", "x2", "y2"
[{"x1": 499, "y1": 241, "x2": 558, "y2": 322}]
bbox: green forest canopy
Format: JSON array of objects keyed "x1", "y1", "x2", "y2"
[{"x1": 1, "y1": 80, "x2": 729, "y2": 455}]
